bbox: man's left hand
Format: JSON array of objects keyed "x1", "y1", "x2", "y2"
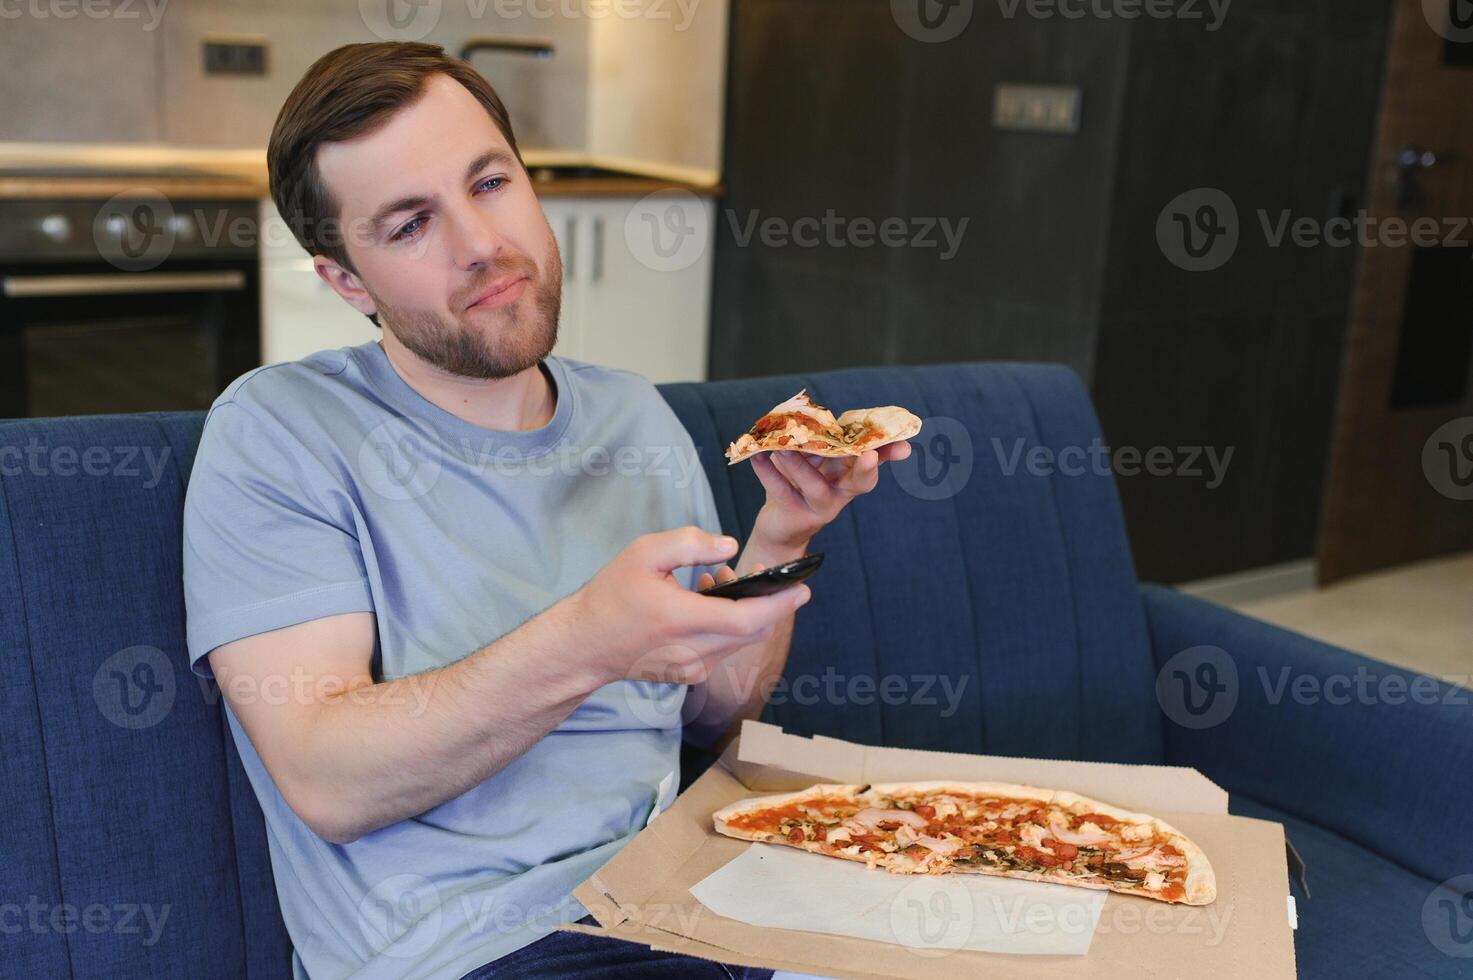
[{"x1": 747, "y1": 442, "x2": 914, "y2": 553}]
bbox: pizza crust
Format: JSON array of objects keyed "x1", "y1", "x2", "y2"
[{"x1": 711, "y1": 780, "x2": 1217, "y2": 906}]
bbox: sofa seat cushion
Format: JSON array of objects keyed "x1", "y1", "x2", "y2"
[{"x1": 1229, "y1": 795, "x2": 1464, "y2": 978}]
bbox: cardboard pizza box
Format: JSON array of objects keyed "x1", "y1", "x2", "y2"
[{"x1": 569, "y1": 720, "x2": 1298, "y2": 979}]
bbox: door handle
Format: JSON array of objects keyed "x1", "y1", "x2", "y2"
[
  {"x1": 564, "y1": 216, "x2": 576, "y2": 280},
  {"x1": 591, "y1": 217, "x2": 605, "y2": 283},
  {"x1": 2, "y1": 270, "x2": 246, "y2": 298},
  {"x1": 1394, "y1": 145, "x2": 1456, "y2": 210}
]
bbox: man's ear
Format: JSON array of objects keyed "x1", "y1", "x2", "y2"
[{"x1": 313, "y1": 255, "x2": 377, "y2": 318}]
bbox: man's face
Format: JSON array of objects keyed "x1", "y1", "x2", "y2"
[{"x1": 315, "y1": 73, "x2": 561, "y2": 379}]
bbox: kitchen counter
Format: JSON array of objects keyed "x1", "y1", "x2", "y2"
[{"x1": 0, "y1": 143, "x2": 723, "y2": 200}]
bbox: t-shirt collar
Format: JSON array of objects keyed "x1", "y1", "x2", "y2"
[{"x1": 350, "y1": 339, "x2": 574, "y2": 458}]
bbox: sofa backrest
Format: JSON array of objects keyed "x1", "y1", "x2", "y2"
[
  {"x1": 0, "y1": 412, "x2": 290, "y2": 979},
  {"x1": 0, "y1": 360, "x2": 1159, "y2": 978},
  {"x1": 662, "y1": 362, "x2": 1160, "y2": 761}
]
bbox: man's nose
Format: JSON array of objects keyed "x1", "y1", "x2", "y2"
[{"x1": 446, "y1": 204, "x2": 508, "y2": 271}]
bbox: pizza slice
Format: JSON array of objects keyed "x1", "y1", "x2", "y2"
[
  {"x1": 725, "y1": 390, "x2": 922, "y2": 465},
  {"x1": 712, "y1": 781, "x2": 1215, "y2": 905}
]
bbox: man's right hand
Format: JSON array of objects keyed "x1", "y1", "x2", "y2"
[{"x1": 567, "y1": 527, "x2": 810, "y2": 687}]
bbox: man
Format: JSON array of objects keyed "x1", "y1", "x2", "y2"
[{"x1": 183, "y1": 41, "x2": 910, "y2": 979}]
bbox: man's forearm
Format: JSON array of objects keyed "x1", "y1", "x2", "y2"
[
  {"x1": 292, "y1": 599, "x2": 602, "y2": 844},
  {"x1": 684, "y1": 533, "x2": 810, "y2": 749}
]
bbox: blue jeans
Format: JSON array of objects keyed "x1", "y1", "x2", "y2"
[{"x1": 459, "y1": 916, "x2": 774, "y2": 979}]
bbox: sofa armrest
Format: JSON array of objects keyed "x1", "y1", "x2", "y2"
[{"x1": 1140, "y1": 584, "x2": 1473, "y2": 883}]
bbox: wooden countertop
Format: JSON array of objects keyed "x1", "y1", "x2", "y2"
[{"x1": 0, "y1": 143, "x2": 724, "y2": 200}]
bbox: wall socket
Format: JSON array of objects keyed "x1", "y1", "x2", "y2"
[
  {"x1": 993, "y1": 84, "x2": 1082, "y2": 134},
  {"x1": 203, "y1": 37, "x2": 268, "y2": 76}
]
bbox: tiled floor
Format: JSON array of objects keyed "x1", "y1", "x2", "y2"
[{"x1": 1230, "y1": 552, "x2": 1473, "y2": 682}]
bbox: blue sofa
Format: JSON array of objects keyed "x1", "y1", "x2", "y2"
[{"x1": 3, "y1": 361, "x2": 1469, "y2": 978}]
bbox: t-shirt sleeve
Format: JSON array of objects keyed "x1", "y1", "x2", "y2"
[{"x1": 182, "y1": 400, "x2": 374, "y2": 678}]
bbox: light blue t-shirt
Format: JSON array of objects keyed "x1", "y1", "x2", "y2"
[{"x1": 181, "y1": 341, "x2": 725, "y2": 980}]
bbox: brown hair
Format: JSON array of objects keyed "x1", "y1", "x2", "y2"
[{"x1": 267, "y1": 41, "x2": 522, "y2": 322}]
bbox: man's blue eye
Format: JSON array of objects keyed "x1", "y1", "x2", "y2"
[
  {"x1": 478, "y1": 176, "x2": 505, "y2": 193},
  {"x1": 394, "y1": 217, "x2": 425, "y2": 240}
]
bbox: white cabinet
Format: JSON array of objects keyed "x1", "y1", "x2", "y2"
[
  {"x1": 545, "y1": 193, "x2": 714, "y2": 383},
  {"x1": 258, "y1": 202, "x2": 379, "y2": 365},
  {"x1": 258, "y1": 194, "x2": 714, "y2": 382}
]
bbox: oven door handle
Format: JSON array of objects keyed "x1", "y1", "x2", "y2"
[{"x1": 1, "y1": 270, "x2": 247, "y2": 298}]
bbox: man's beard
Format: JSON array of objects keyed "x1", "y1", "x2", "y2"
[{"x1": 371, "y1": 246, "x2": 562, "y2": 380}]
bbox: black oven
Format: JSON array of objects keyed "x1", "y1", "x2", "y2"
[{"x1": 0, "y1": 194, "x2": 260, "y2": 419}]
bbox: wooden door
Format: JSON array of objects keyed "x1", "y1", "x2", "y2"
[{"x1": 1318, "y1": 0, "x2": 1473, "y2": 583}]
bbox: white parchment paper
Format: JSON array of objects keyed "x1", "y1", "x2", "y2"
[{"x1": 690, "y1": 844, "x2": 1107, "y2": 956}]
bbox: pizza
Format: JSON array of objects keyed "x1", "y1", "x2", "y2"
[
  {"x1": 712, "y1": 781, "x2": 1215, "y2": 905},
  {"x1": 725, "y1": 390, "x2": 922, "y2": 465}
]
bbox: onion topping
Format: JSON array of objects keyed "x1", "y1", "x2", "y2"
[
  {"x1": 853, "y1": 807, "x2": 929, "y2": 830},
  {"x1": 1048, "y1": 812, "x2": 1111, "y2": 846}
]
